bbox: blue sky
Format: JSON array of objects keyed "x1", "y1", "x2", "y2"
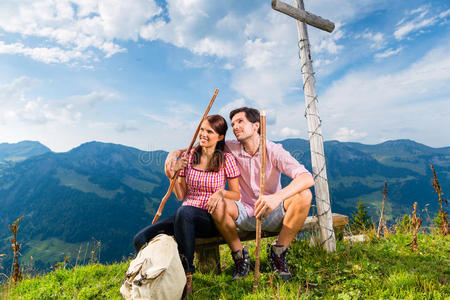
[{"x1": 0, "y1": 0, "x2": 449, "y2": 152}]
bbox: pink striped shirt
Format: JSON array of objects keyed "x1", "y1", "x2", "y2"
[
  {"x1": 225, "y1": 140, "x2": 310, "y2": 217},
  {"x1": 179, "y1": 150, "x2": 240, "y2": 210}
]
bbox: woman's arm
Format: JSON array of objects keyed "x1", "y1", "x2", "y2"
[
  {"x1": 169, "y1": 156, "x2": 188, "y2": 201},
  {"x1": 173, "y1": 176, "x2": 187, "y2": 201},
  {"x1": 206, "y1": 177, "x2": 240, "y2": 214},
  {"x1": 222, "y1": 177, "x2": 240, "y2": 200}
]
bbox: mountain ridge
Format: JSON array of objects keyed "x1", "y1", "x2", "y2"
[{"x1": 0, "y1": 138, "x2": 448, "y2": 272}]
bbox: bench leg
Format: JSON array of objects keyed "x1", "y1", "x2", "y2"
[{"x1": 196, "y1": 243, "x2": 221, "y2": 275}]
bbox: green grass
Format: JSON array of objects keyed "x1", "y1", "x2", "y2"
[
  {"x1": 2, "y1": 233, "x2": 449, "y2": 299},
  {"x1": 2, "y1": 263, "x2": 128, "y2": 299}
]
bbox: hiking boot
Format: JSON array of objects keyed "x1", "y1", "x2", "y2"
[
  {"x1": 267, "y1": 244, "x2": 292, "y2": 281},
  {"x1": 182, "y1": 273, "x2": 192, "y2": 299},
  {"x1": 231, "y1": 246, "x2": 250, "y2": 280}
]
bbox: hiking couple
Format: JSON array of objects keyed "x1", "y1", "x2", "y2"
[{"x1": 133, "y1": 107, "x2": 314, "y2": 296}]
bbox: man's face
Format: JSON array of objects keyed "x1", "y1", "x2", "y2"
[{"x1": 230, "y1": 112, "x2": 259, "y2": 141}]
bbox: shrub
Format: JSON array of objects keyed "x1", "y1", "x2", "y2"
[{"x1": 349, "y1": 199, "x2": 374, "y2": 233}]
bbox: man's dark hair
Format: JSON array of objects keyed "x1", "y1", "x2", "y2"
[{"x1": 229, "y1": 107, "x2": 260, "y2": 134}]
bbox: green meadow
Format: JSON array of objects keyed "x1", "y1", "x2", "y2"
[{"x1": 2, "y1": 231, "x2": 449, "y2": 299}]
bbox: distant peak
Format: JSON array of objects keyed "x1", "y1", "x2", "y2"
[
  {"x1": 378, "y1": 139, "x2": 428, "y2": 148},
  {"x1": 69, "y1": 140, "x2": 138, "y2": 153},
  {"x1": 0, "y1": 140, "x2": 51, "y2": 162}
]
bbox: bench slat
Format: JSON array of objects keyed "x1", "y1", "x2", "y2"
[{"x1": 196, "y1": 213, "x2": 348, "y2": 246}]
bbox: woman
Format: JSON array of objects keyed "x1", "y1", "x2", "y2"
[{"x1": 133, "y1": 114, "x2": 240, "y2": 296}]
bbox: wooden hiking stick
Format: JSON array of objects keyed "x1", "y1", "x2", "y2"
[
  {"x1": 253, "y1": 110, "x2": 266, "y2": 292},
  {"x1": 152, "y1": 88, "x2": 219, "y2": 224},
  {"x1": 377, "y1": 182, "x2": 387, "y2": 237}
]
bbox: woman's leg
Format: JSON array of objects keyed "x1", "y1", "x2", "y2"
[
  {"x1": 174, "y1": 206, "x2": 218, "y2": 273},
  {"x1": 133, "y1": 215, "x2": 175, "y2": 252}
]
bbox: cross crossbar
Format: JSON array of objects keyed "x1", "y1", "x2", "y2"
[{"x1": 271, "y1": 0, "x2": 335, "y2": 33}]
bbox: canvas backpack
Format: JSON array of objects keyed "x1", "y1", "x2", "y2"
[{"x1": 120, "y1": 234, "x2": 186, "y2": 300}]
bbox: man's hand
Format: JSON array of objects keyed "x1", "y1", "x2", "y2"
[
  {"x1": 254, "y1": 194, "x2": 282, "y2": 218},
  {"x1": 207, "y1": 190, "x2": 224, "y2": 214},
  {"x1": 165, "y1": 150, "x2": 182, "y2": 178}
]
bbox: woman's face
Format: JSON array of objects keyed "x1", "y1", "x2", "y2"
[{"x1": 198, "y1": 120, "x2": 223, "y2": 148}]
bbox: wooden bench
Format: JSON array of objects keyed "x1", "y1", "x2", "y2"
[{"x1": 195, "y1": 213, "x2": 348, "y2": 274}]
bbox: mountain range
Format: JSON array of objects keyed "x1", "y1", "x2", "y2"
[{"x1": 0, "y1": 139, "x2": 448, "y2": 272}]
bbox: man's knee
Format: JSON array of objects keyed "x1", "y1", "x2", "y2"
[
  {"x1": 211, "y1": 199, "x2": 238, "y2": 223},
  {"x1": 210, "y1": 199, "x2": 226, "y2": 220},
  {"x1": 286, "y1": 189, "x2": 312, "y2": 212},
  {"x1": 299, "y1": 189, "x2": 312, "y2": 205}
]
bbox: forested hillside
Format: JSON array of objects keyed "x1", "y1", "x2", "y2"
[{"x1": 0, "y1": 139, "x2": 448, "y2": 272}]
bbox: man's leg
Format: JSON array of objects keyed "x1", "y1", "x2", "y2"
[
  {"x1": 267, "y1": 189, "x2": 312, "y2": 281},
  {"x1": 210, "y1": 198, "x2": 242, "y2": 251},
  {"x1": 277, "y1": 189, "x2": 312, "y2": 246}
]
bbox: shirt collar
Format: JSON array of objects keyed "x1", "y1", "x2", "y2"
[{"x1": 239, "y1": 142, "x2": 260, "y2": 158}]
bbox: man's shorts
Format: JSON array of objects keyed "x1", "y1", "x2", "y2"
[{"x1": 234, "y1": 200, "x2": 286, "y2": 232}]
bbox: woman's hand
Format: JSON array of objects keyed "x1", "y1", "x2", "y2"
[
  {"x1": 174, "y1": 156, "x2": 188, "y2": 172},
  {"x1": 164, "y1": 150, "x2": 182, "y2": 178},
  {"x1": 207, "y1": 190, "x2": 224, "y2": 214},
  {"x1": 167, "y1": 156, "x2": 187, "y2": 178}
]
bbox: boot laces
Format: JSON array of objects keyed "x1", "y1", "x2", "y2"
[
  {"x1": 272, "y1": 253, "x2": 289, "y2": 273},
  {"x1": 234, "y1": 258, "x2": 246, "y2": 275}
]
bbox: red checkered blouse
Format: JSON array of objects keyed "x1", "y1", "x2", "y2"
[{"x1": 178, "y1": 150, "x2": 240, "y2": 210}]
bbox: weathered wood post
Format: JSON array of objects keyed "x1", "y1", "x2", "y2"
[{"x1": 272, "y1": 0, "x2": 336, "y2": 252}]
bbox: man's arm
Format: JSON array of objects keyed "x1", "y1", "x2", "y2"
[
  {"x1": 254, "y1": 173, "x2": 314, "y2": 218},
  {"x1": 255, "y1": 142, "x2": 314, "y2": 218}
]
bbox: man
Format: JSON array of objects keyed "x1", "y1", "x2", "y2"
[{"x1": 166, "y1": 107, "x2": 314, "y2": 281}]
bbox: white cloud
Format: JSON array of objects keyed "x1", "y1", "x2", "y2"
[
  {"x1": 115, "y1": 121, "x2": 139, "y2": 133},
  {"x1": 223, "y1": 63, "x2": 234, "y2": 70},
  {"x1": 88, "y1": 121, "x2": 116, "y2": 129},
  {"x1": 320, "y1": 43, "x2": 450, "y2": 145},
  {"x1": 374, "y1": 47, "x2": 403, "y2": 59},
  {"x1": 15, "y1": 97, "x2": 82, "y2": 125},
  {"x1": 218, "y1": 98, "x2": 247, "y2": 117},
  {"x1": 140, "y1": 1, "x2": 241, "y2": 58},
  {"x1": 440, "y1": 9, "x2": 450, "y2": 19},
  {"x1": 191, "y1": 38, "x2": 236, "y2": 58},
  {"x1": 311, "y1": 26, "x2": 344, "y2": 55},
  {"x1": 0, "y1": 77, "x2": 37, "y2": 103},
  {"x1": 0, "y1": 0, "x2": 378, "y2": 68},
  {"x1": 359, "y1": 31, "x2": 385, "y2": 49},
  {"x1": 280, "y1": 127, "x2": 301, "y2": 138},
  {"x1": 333, "y1": 127, "x2": 367, "y2": 142},
  {"x1": 0, "y1": 41, "x2": 85, "y2": 64},
  {"x1": 68, "y1": 91, "x2": 119, "y2": 107},
  {"x1": 394, "y1": 6, "x2": 437, "y2": 40},
  {"x1": 142, "y1": 112, "x2": 187, "y2": 130},
  {"x1": 0, "y1": 77, "x2": 118, "y2": 126},
  {"x1": 0, "y1": 0, "x2": 159, "y2": 63},
  {"x1": 243, "y1": 39, "x2": 278, "y2": 69},
  {"x1": 183, "y1": 59, "x2": 211, "y2": 69}
]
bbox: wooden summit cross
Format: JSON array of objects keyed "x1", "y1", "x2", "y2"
[{"x1": 272, "y1": 0, "x2": 336, "y2": 252}]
